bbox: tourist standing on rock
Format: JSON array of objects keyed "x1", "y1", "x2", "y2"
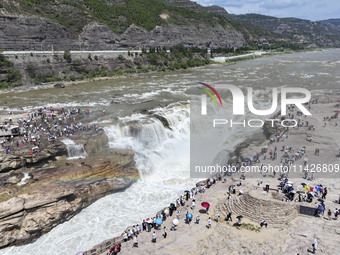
[
  {"x1": 207, "y1": 217, "x2": 212, "y2": 229},
  {"x1": 142, "y1": 220, "x2": 146, "y2": 231},
  {"x1": 152, "y1": 231, "x2": 157, "y2": 243},
  {"x1": 322, "y1": 187, "x2": 327, "y2": 199},
  {"x1": 163, "y1": 226, "x2": 167, "y2": 238},
  {"x1": 334, "y1": 208, "x2": 338, "y2": 220},
  {"x1": 191, "y1": 200, "x2": 195, "y2": 210},
  {"x1": 327, "y1": 209, "x2": 332, "y2": 220},
  {"x1": 114, "y1": 243, "x2": 120, "y2": 252},
  {"x1": 226, "y1": 212, "x2": 232, "y2": 222},
  {"x1": 216, "y1": 211, "x2": 220, "y2": 222},
  {"x1": 123, "y1": 232, "x2": 128, "y2": 242},
  {"x1": 176, "y1": 210, "x2": 180, "y2": 219},
  {"x1": 133, "y1": 235, "x2": 138, "y2": 247},
  {"x1": 196, "y1": 215, "x2": 200, "y2": 224},
  {"x1": 312, "y1": 239, "x2": 317, "y2": 254},
  {"x1": 260, "y1": 220, "x2": 268, "y2": 228}
]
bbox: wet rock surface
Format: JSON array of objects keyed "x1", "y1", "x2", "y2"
[{"x1": 0, "y1": 132, "x2": 139, "y2": 248}]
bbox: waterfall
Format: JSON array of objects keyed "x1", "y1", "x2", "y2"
[
  {"x1": 62, "y1": 138, "x2": 87, "y2": 159},
  {"x1": 104, "y1": 104, "x2": 190, "y2": 178},
  {"x1": 17, "y1": 171, "x2": 31, "y2": 186}
]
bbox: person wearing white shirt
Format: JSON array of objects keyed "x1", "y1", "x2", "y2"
[
  {"x1": 123, "y1": 232, "x2": 128, "y2": 242},
  {"x1": 191, "y1": 200, "x2": 195, "y2": 210},
  {"x1": 152, "y1": 231, "x2": 157, "y2": 243},
  {"x1": 176, "y1": 210, "x2": 180, "y2": 219},
  {"x1": 207, "y1": 217, "x2": 212, "y2": 228},
  {"x1": 312, "y1": 239, "x2": 317, "y2": 254},
  {"x1": 133, "y1": 235, "x2": 138, "y2": 247}
]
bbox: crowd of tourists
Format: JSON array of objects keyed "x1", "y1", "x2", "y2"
[{"x1": 0, "y1": 106, "x2": 102, "y2": 155}]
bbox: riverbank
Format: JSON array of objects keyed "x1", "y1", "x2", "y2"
[
  {"x1": 83, "y1": 93, "x2": 340, "y2": 255},
  {"x1": 0, "y1": 49, "x2": 295, "y2": 96},
  {"x1": 0, "y1": 45, "x2": 211, "y2": 91}
]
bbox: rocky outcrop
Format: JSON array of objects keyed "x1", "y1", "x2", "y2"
[
  {"x1": 83, "y1": 132, "x2": 109, "y2": 156},
  {"x1": 237, "y1": 14, "x2": 340, "y2": 47},
  {"x1": 0, "y1": 15, "x2": 78, "y2": 51},
  {"x1": 0, "y1": 128, "x2": 139, "y2": 249},
  {"x1": 217, "y1": 190, "x2": 299, "y2": 228},
  {"x1": 0, "y1": 154, "x2": 21, "y2": 173},
  {"x1": 0, "y1": 141, "x2": 67, "y2": 173},
  {"x1": 319, "y1": 19, "x2": 340, "y2": 32},
  {"x1": 0, "y1": 14, "x2": 247, "y2": 51},
  {"x1": 0, "y1": 148, "x2": 138, "y2": 248},
  {"x1": 80, "y1": 23, "x2": 120, "y2": 50},
  {"x1": 119, "y1": 24, "x2": 246, "y2": 49}
]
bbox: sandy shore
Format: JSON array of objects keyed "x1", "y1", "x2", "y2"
[{"x1": 96, "y1": 95, "x2": 340, "y2": 255}]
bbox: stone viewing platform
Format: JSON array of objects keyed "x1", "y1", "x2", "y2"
[{"x1": 217, "y1": 189, "x2": 299, "y2": 228}]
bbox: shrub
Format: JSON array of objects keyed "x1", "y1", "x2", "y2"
[
  {"x1": 26, "y1": 64, "x2": 36, "y2": 78},
  {"x1": 117, "y1": 54, "x2": 125, "y2": 61},
  {"x1": 0, "y1": 54, "x2": 13, "y2": 67},
  {"x1": 6, "y1": 68, "x2": 21, "y2": 83},
  {"x1": 63, "y1": 50, "x2": 72, "y2": 63}
]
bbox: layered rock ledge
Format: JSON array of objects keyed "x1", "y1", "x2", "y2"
[{"x1": 0, "y1": 134, "x2": 139, "y2": 248}]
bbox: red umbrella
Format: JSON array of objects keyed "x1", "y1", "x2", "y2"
[{"x1": 201, "y1": 202, "x2": 210, "y2": 208}]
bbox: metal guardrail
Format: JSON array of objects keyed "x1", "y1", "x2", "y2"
[{"x1": 80, "y1": 180, "x2": 208, "y2": 255}]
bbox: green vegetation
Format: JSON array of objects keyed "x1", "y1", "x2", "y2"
[
  {"x1": 0, "y1": 54, "x2": 13, "y2": 68},
  {"x1": 34, "y1": 73, "x2": 61, "y2": 83},
  {"x1": 265, "y1": 42, "x2": 304, "y2": 51},
  {"x1": 237, "y1": 13, "x2": 277, "y2": 20},
  {"x1": 63, "y1": 50, "x2": 72, "y2": 63},
  {"x1": 143, "y1": 45, "x2": 209, "y2": 71},
  {"x1": 234, "y1": 222, "x2": 261, "y2": 232},
  {"x1": 236, "y1": 13, "x2": 340, "y2": 44},
  {"x1": 0, "y1": 54, "x2": 22, "y2": 88},
  {"x1": 11, "y1": 44, "x2": 208, "y2": 86},
  {"x1": 6, "y1": 0, "x2": 229, "y2": 35},
  {"x1": 6, "y1": 68, "x2": 22, "y2": 83}
]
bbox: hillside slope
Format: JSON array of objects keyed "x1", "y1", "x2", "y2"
[
  {"x1": 319, "y1": 19, "x2": 340, "y2": 33},
  {"x1": 236, "y1": 14, "x2": 340, "y2": 47},
  {"x1": 0, "y1": 0, "x2": 247, "y2": 51}
]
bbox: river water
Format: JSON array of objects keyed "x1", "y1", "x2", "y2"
[{"x1": 1, "y1": 49, "x2": 340, "y2": 255}]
